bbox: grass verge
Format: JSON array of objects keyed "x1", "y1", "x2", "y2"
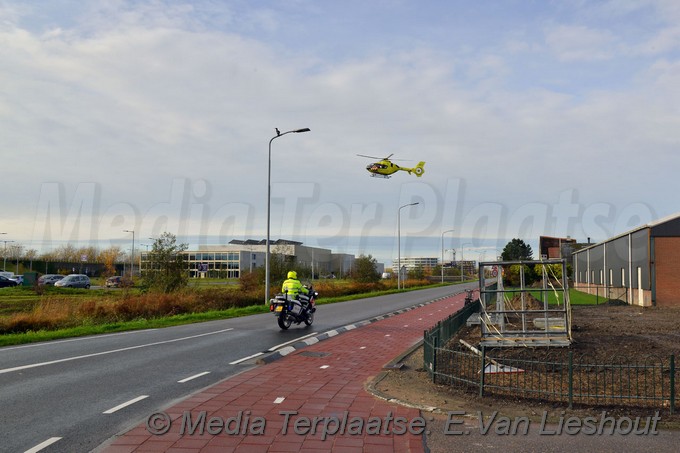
[{"x1": 0, "y1": 282, "x2": 449, "y2": 347}]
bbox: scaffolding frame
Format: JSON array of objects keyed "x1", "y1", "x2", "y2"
[{"x1": 477, "y1": 259, "x2": 572, "y2": 347}]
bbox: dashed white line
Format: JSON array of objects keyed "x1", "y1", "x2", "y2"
[
  {"x1": 178, "y1": 371, "x2": 210, "y2": 383},
  {"x1": 0, "y1": 328, "x2": 234, "y2": 375},
  {"x1": 229, "y1": 352, "x2": 264, "y2": 365},
  {"x1": 103, "y1": 395, "x2": 149, "y2": 414},
  {"x1": 268, "y1": 332, "x2": 318, "y2": 351},
  {"x1": 273, "y1": 397, "x2": 286, "y2": 404},
  {"x1": 1, "y1": 329, "x2": 159, "y2": 352},
  {"x1": 24, "y1": 437, "x2": 62, "y2": 453}
]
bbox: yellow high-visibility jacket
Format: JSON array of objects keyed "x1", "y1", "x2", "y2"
[{"x1": 281, "y1": 278, "x2": 309, "y2": 297}]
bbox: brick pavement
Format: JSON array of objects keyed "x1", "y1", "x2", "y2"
[{"x1": 100, "y1": 292, "x2": 467, "y2": 452}]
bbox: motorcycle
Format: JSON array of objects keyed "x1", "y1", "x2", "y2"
[{"x1": 269, "y1": 285, "x2": 318, "y2": 330}]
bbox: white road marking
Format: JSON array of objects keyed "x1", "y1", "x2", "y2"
[
  {"x1": 267, "y1": 332, "x2": 318, "y2": 351},
  {"x1": 0, "y1": 328, "x2": 234, "y2": 375},
  {"x1": 273, "y1": 397, "x2": 285, "y2": 404},
  {"x1": 178, "y1": 371, "x2": 210, "y2": 383},
  {"x1": 24, "y1": 437, "x2": 62, "y2": 453},
  {"x1": 320, "y1": 365, "x2": 330, "y2": 369},
  {"x1": 229, "y1": 352, "x2": 264, "y2": 365},
  {"x1": 103, "y1": 395, "x2": 149, "y2": 414},
  {"x1": 1, "y1": 329, "x2": 160, "y2": 352}
]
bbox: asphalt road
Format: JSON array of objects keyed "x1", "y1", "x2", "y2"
[{"x1": 0, "y1": 283, "x2": 475, "y2": 453}]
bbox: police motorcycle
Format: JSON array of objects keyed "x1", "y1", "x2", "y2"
[{"x1": 269, "y1": 285, "x2": 318, "y2": 330}]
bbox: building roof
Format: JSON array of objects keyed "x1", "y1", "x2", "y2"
[
  {"x1": 228, "y1": 239, "x2": 303, "y2": 246},
  {"x1": 573, "y1": 211, "x2": 680, "y2": 254}
]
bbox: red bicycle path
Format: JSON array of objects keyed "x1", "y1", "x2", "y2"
[{"x1": 98, "y1": 291, "x2": 467, "y2": 452}]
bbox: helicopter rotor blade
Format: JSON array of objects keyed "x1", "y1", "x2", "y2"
[{"x1": 357, "y1": 153, "x2": 396, "y2": 160}]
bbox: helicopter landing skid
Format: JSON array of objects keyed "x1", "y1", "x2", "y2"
[{"x1": 370, "y1": 174, "x2": 390, "y2": 179}]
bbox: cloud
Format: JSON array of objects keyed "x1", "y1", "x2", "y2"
[
  {"x1": 544, "y1": 24, "x2": 618, "y2": 62},
  {"x1": 1, "y1": 0, "x2": 680, "y2": 258}
]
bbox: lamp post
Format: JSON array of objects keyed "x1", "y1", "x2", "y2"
[
  {"x1": 440, "y1": 229, "x2": 454, "y2": 283},
  {"x1": 397, "y1": 202, "x2": 419, "y2": 290},
  {"x1": 124, "y1": 229, "x2": 135, "y2": 277},
  {"x1": 461, "y1": 242, "x2": 472, "y2": 282},
  {"x1": 265, "y1": 127, "x2": 311, "y2": 304}
]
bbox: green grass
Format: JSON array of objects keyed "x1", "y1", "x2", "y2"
[
  {"x1": 568, "y1": 288, "x2": 604, "y2": 305},
  {"x1": 0, "y1": 305, "x2": 272, "y2": 347}
]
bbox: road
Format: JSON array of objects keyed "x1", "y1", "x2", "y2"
[{"x1": 0, "y1": 283, "x2": 475, "y2": 453}]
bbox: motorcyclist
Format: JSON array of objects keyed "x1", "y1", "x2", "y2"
[{"x1": 281, "y1": 271, "x2": 311, "y2": 309}]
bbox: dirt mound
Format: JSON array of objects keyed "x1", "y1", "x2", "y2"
[{"x1": 503, "y1": 293, "x2": 543, "y2": 311}]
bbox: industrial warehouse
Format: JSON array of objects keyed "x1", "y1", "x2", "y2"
[{"x1": 573, "y1": 212, "x2": 680, "y2": 307}]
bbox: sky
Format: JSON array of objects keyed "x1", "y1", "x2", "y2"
[{"x1": 1, "y1": 0, "x2": 680, "y2": 265}]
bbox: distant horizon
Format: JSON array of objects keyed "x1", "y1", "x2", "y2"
[{"x1": 16, "y1": 234, "x2": 573, "y2": 268}]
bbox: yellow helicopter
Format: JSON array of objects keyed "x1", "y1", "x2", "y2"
[{"x1": 357, "y1": 154, "x2": 426, "y2": 178}]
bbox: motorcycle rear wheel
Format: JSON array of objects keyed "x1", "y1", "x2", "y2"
[{"x1": 277, "y1": 315, "x2": 292, "y2": 330}]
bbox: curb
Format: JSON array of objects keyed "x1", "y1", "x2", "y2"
[{"x1": 256, "y1": 291, "x2": 464, "y2": 365}]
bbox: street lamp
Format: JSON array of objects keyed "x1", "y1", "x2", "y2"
[
  {"x1": 397, "y1": 202, "x2": 419, "y2": 290},
  {"x1": 461, "y1": 242, "x2": 472, "y2": 282},
  {"x1": 440, "y1": 229, "x2": 454, "y2": 283},
  {"x1": 124, "y1": 229, "x2": 135, "y2": 277},
  {"x1": 265, "y1": 127, "x2": 311, "y2": 304}
]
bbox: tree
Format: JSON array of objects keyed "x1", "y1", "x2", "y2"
[
  {"x1": 408, "y1": 265, "x2": 425, "y2": 280},
  {"x1": 142, "y1": 232, "x2": 189, "y2": 293},
  {"x1": 351, "y1": 255, "x2": 380, "y2": 283},
  {"x1": 98, "y1": 246, "x2": 123, "y2": 277},
  {"x1": 501, "y1": 238, "x2": 534, "y2": 261}
]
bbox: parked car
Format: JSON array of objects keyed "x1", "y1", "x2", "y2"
[
  {"x1": 106, "y1": 276, "x2": 122, "y2": 288},
  {"x1": 38, "y1": 274, "x2": 65, "y2": 286},
  {"x1": 54, "y1": 274, "x2": 91, "y2": 289},
  {"x1": 9, "y1": 275, "x2": 24, "y2": 285},
  {"x1": 0, "y1": 275, "x2": 19, "y2": 288}
]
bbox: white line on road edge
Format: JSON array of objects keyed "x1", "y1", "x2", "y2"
[
  {"x1": 0, "y1": 328, "x2": 234, "y2": 375},
  {"x1": 267, "y1": 332, "x2": 318, "y2": 351},
  {"x1": 229, "y1": 352, "x2": 264, "y2": 365},
  {"x1": 178, "y1": 371, "x2": 211, "y2": 383},
  {"x1": 2, "y1": 329, "x2": 159, "y2": 352},
  {"x1": 24, "y1": 437, "x2": 62, "y2": 453},
  {"x1": 103, "y1": 395, "x2": 149, "y2": 414}
]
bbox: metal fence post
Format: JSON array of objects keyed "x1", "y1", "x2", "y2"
[
  {"x1": 568, "y1": 351, "x2": 573, "y2": 409},
  {"x1": 479, "y1": 345, "x2": 486, "y2": 398},
  {"x1": 432, "y1": 335, "x2": 438, "y2": 383},
  {"x1": 670, "y1": 354, "x2": 675, "y2": 415}
]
